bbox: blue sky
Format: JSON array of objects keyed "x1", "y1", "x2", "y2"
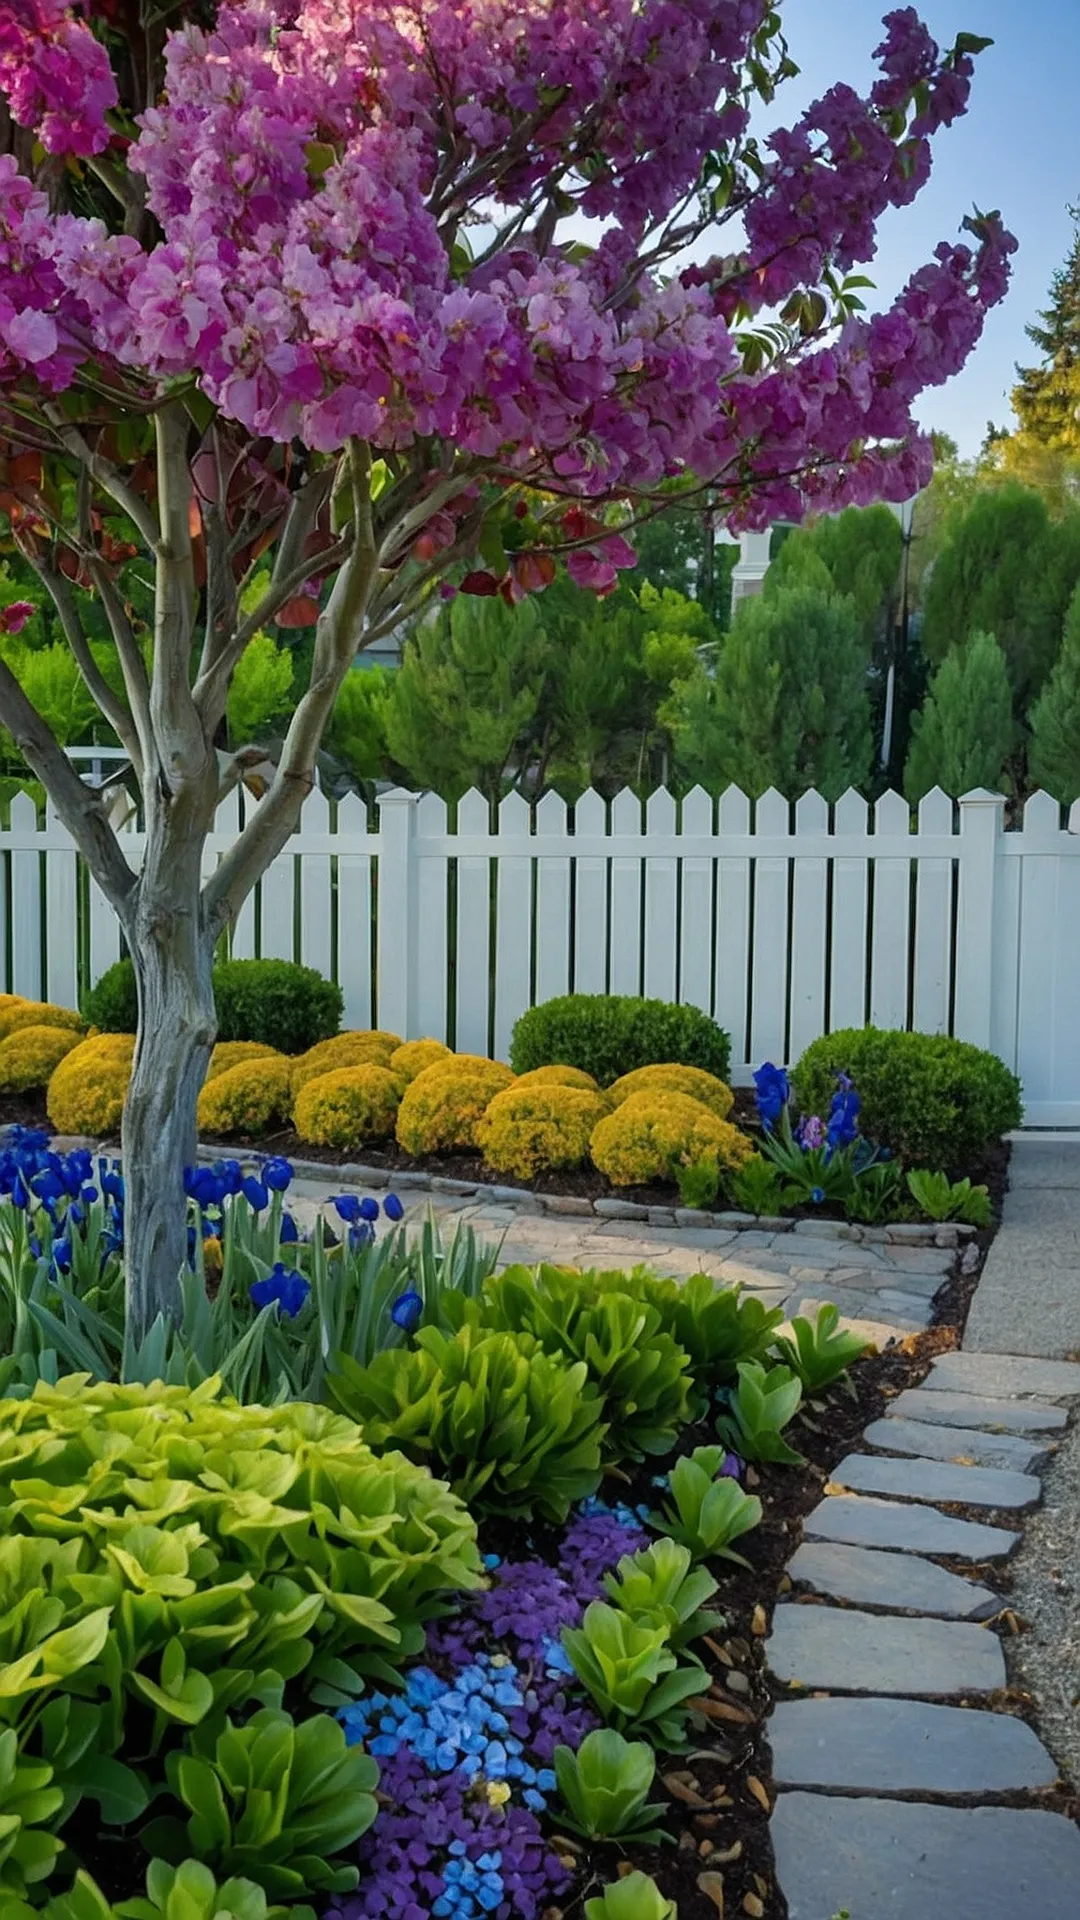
[{"x1": 772, "y1": 0, "x2": 1080, "y2": 454}]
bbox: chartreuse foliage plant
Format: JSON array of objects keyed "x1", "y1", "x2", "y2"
[
  {"x1": 602, "y1": 1539, "x2": 722, "y2": 1651},
  {"x1": 561, "y1": 1540, "x2": 715, "y2": 1749},
  {"x1": 463, "y1": 1265, "x2": 694, "y2": 1458},
  {"x1": 730, "y1": 1154, "x2": 788, "y2": 1218},
  {"x1": 654, "y1": 1447, "x2": 763, "y2": 1565},
  {"x1": 584, "y1": 1874, "x2": 677, "y2": 1920},
  {"x1": 329, "y1": 1323, "x2": 606, "y2": 1521},
  {"x1": 618, "y1": 1271, "x2": 785, "y2": 1393},
  {"x1": 0, "y1": 1727, "x2": 65, "y2": 1898},
  {"x1": 475, "y1": 1083, "x2": 610, "y2": 1182},
  {"x1": 906, "y1": 1169, "x2": 992, "y2": 1227},
  {"x1": 143, "y1": 1709, "x2": 378, "y2": 1899},
  {"x1": 606, "y1": 1065, "x2": 734, "y2": 1118},
  {"x1": 552, "y1": 1730, "x2": 669, "y2": 1845},
  {"x1": 0, "y1": 1861, "x2": 295, "y2": 1920},
  {"x1": 590, "y1": 1093, "x2": 754, "y2": 1189},
  {"x1": 718, "y1": 1360, "x2": 806, "y2": 1467},
  {"x1": 775, "y1": 1306, "x2": 871, "y2": 1394}
]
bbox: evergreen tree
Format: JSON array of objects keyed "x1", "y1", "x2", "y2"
[
  {"x1": 767, "y1": 504, "x2": 903, "y2": 640},
  {"x1": 1012, "y1": 213, "x2": 1080, "y2": 457},
  {"x1": 1029, "y1": 581, "x2": 1080, "y2": 802},
  {"x1": 669, "y1": 583, "x2": 873, "y2": 800},
  {"x1": 904, "y1": 631, "x2": 1013, "y2": 801},
  {"x1": 921, "y1": 483, "x2": 1080, "y2": 705}
]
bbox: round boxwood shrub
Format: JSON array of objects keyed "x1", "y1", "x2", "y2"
[
  {"x1": 389, "y1": 1038, "x2": 453, "y2": 1082},
  {"x1": 476, "y1": 1082, "x2": 611, "y2": 1181},
  {"x1": 607, "y1": 1062, "x2": 734, "y2": 1118},
  {"x1": 0, "y1": 999, "x2": 83, "y2": 1043},
  {"x1": 792, "y1": 1026, "x2": 1023, "y2": 1170},
  {"x1": 207, "y1": 1040, "x2": 282, "y2": 1081},
  {"x1": 0, "y1": 1022, "x2": 81, "y2": 1091},
  {"x1": 294, "y1": 1064, "x2": 404, "y2": 1148},
  {"x1": 213, "y1": 960, "x2": 343, "y2": 1054},
  {"x1": 590, "y1": 1091, "x2": 754, "y2": 1189},
  {"x1": 82, "y1": 957, "x2": 138, "y2": 1032},
  {"x1": 513, "y1": 1064, "x2": 601, "y2": 1092},
  {"x1": 198, "y1": 1056, "x2": 295, "y2": 1138},
  {"x1": 396, "y1": 1057, "x2": 514, "y2": 1155},
  {"x1": 510, "y1": 993, "x2": 730, "y2": 1086},
  {"x1": 292, "y1": 1029, "x2": 402, "y2": 1091},
  {"x1": 47, "y1": 1032, "x2": 134, "y2": 1136}
]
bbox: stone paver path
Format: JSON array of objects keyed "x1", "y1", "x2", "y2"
[
  {"x1": 766, "y1": 1346, "x2": 1080, "y2": 1920},
  {"x1": 287, "y1": 1173, "x2": 957, "y2": 1340}
]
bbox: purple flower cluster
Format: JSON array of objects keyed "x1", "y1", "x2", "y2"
[{"x1": 327, "y1": 1747, "x2": 570, "y2": 1920}]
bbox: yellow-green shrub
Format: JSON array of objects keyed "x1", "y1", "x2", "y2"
[
  {"x1": 513, "y1": 1064, "x2": 601, "y2": 1092},
  {"x1": 396, "y1": 1057, "x2": 515, "y2": 1155},
  {"x1": 0, "y1": 999, "x2": 83, "y2": 1043},
  {"x1": 389, "y1": 1038, "x2": 453, "y2": 1082},
  {"x1": 476, "y1": 1083, "x2": 611, "y2": 1181},
  {"x1": 294, "y1": 1064, "x2": 403, "y2": 1147},
  {"x1": 607, "y1": 1062, "x2": 735, "y2": 1118},
  {"x1": 292, "y1": 1029, "x2": 403, "y2": 1090},
  {"x1": 0, "y1": 1022, "x2": 81, "y2": 1091},
  {"x1": 207, "y1": 1039, "x2": 282, "y2": 1081},
  {"x1": 46, "y1": 1032, "x2": 134, "y2": 1136},
  {"x1": 590, "y1": 1091, "x2": 755, "y2": 1188},
  {"x1": 198, "y1": 1056, "x2": 294, "y2": 1137}
]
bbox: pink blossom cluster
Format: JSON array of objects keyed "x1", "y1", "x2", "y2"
[
  {"x1": 0, "y1": 0, "x2": 116, "y2": 155},
  {"x1": 0, "y1": 0, "x2": 1015, "y2": 548}
]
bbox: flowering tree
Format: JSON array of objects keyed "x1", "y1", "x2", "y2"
[{"x1": 0, "y1": 0, "x2": 1013, "y2": 1335}]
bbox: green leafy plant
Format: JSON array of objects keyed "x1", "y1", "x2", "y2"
[
  {"x1": 329, "y1": 1322, "x2": 606, "y2": 1520},
  {"x1": 619, "y1": 1271, "x2": 784, "y2": 1390},
  {"x1": 560, "y1": 1603, "x2": 705, "y2": 1749},
  {"x1": 602, "y1": 1539, "x2": 721, "y2": 1649},
  {"x1": 509, "y1": 994, "x2": 731, "y2": 1085},
  {"x1": 81, "y1": 959, "x2": 138, "y2": 1033},
  {"x1": 843, "y1": 1159, "x2": 906, "y2": 1223},
  {"x1": 793, "y1": 1028, "x2": 1022, "y2": 1171},
  {"x1": 467, "y1": 1266, "x2": 694, "y2": 1458},
  {"x1": 672, "y1": 1158, "x2": 720, "y2": 1210},
  {"x1": 141, "y1": 1710, "x2": 377, "y2": 1899},
  {"x1": 906, "y1": 1169, "x2": 992, "y2": 1227},
  {"x1": 730, "y1": 1153, "x2": 788, "y2": 1217},
  {"x1": 757, "y1": 1108, "x2": 860, "y2": 1207},
  {"x1": 1, "y1": 1859, "x2": 298, "y2": 1920},
  {"x1": 774, "y1": 1305, "x2": 870, "y2": 1394},
  {"x1": 717, "y1": 1360, "x2": 805, "y2": 1466},
  {"x1": 653, "y1": 1447, "x2": 763, "y2": 1565},
  {"x1": 212, "y1": 961, "x2": 342, "y2": 1055},
  {"x1": 0, "y1": 1729, "x2": 64, "y2": 1897},
  {"x1": 552, "y1": 1730, "x2": 669, "y2": 1844},
  {"x1": 584, "y1": 1871, "x2": 677, "y2": 1920}
]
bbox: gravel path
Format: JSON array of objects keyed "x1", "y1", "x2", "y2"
[{"x1": 1010, "y1": 1411, "x2": 1080, "y2": 1785}]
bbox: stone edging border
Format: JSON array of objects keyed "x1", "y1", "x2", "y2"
[{"x1": 211, "y1": 1142, "x2": 977, "y2": 1249}]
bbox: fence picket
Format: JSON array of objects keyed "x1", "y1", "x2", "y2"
[
  {"x1": 830, "y1": 788, "x2": 868, "y2": 1031},
  {"x1": 413, "y1": 791, "x2": 449, "y2": 1042},
  {"x1": 912, "y1": 788, "x2": 953, "y2": 1035},
  {"x1": 493, "y1": 791, "x2": 531, "y2": 1061},
  {"x1": 789, "y1": 789, "x2": 829, "y2": 1062},
  {"x1": 609, "y1": 789, "x2": 642, "y2": 996},
  {"x1": 869, "y1": 789, "x2": 911, "y2": 1030},
  {"x1": 44, "y1": 799, "x2": 78, "y2": 1011},
  {"x1": 572, "y1": 789, "x2": 608, "y2": 994},
  {"x1": 455, "y1": 790, "x2": 492, "y2": 1055},
  {"x1": 335, "y1": 792, "x2": 373, "y2": 1029},
  {"x1": 715, "y1": 785, "x2": 751, "y2": 1067},
  {"x1": 678, "y1": 787, "x2": 714, "y2": 1016},
  {"x1": 535, "y1": 790, "x2": 571, "y2": 1005},
  {"x1": 9, "y1": 792, "x2": 41, "y2": 1001},
  {"x1": 749, "y1": 789, "x2": 789, "y2": 1067},
  {"x1": 298, "y1": 788, "x2": 333, "y2": 982}
]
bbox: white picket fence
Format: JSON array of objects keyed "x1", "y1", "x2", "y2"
[{"x1": 2, "y1": 782, "x2": 1079, "y2": 1125}]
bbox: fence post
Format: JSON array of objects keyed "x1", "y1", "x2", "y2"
[
  {"x1": 376, "y1": 787, "x2": 420, "y2": 1038},
  {"x1": 954, "y1": 788, "x2": 1005, "y2": 1049}
]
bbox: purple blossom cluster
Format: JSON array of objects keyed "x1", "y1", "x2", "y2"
[
  {"x1": 327, "y1": 1747, "x2": 570, "y2": 1920},
  {"x1": 0, "y1": 0, "x2": 1016, "y2": 541}
]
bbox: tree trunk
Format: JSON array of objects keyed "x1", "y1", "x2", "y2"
[{"x1": 122, "y1": 839, "x2": 216, "y2": 1347}]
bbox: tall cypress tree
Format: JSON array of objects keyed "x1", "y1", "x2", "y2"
[
  {"x1": 1029, "y1": 580, "x2": 1080, "y2": 803},
  {"x1": 904, "y1": 632, "x2": 1014, "y2": 801},
  {"x1": 1012, "y1": 212, "x2": 1080, "y2": 457}
]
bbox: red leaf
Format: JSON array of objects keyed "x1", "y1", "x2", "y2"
[
  {"x1": 459, "y1": 570, "x2": 499, "y2": 597},
  {"x1": 512, "y1": 550, "x2": 556, "y2": 593},
  {"x1": 275, "y1": 594, "x2": 321, "y2": 628}
]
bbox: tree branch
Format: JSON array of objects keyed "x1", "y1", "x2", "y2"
[
  {"x1": 0, "y1": 657, "x2": 137, "y2": 914},
  {"x1": 86, "y1": 562, "x2": 154, "y2": 761},
  {"x1": 41, "y1": 405, "x2": 160, "y2": 551},
  {"x1": 150, "y1": 401, "x2": 206, "y2": 788},
  {"x1": 29, "y1": 556, "x2": 143, "y2": 776}
]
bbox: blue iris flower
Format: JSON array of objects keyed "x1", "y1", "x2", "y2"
[
  {"x1": 332, "y1": 1194, "x2": 361, "y2": 1224},
  {"x1": 52, "y1": 1236, "x2": 72, "y2": 1273},
  {"x1": 390, "y1": 1289, "x2": 423, "y2": 1332},
  {"x1": 216, "y1": 1159, "x2": 243, "y2": 1196},
  {"x1": 825, "y1": 1080, "x2": 861, "y2": 1155},
  {"x1": 185, "y1": 1166, "x2": 220, "y2": 1209},
  {"x1": 262, "y1": 1157, "x2": 293, "y2": 1192},
  {"x1": 242, "y1": 1175, "x2": 269, "y2": 1212},
  {"x1": 810, "y1": 1185, "x2": 825, "y2": 1205},
  {"x1": 383, "y1": 1192, "x2": 404, "y2": 1222},
  {"x1": 753, "y1": 1061, "x2": 790, "y2": 1131},
  {"x1": 359, "y1": 1195, "x2": 379, "y2": 1222},
  {"x1": 250, "y1": 1262, "x2": 310, "y2": 1317},
  {"x1": 279, "y1": 1211, "x2": 299, "y2": 1244}
]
